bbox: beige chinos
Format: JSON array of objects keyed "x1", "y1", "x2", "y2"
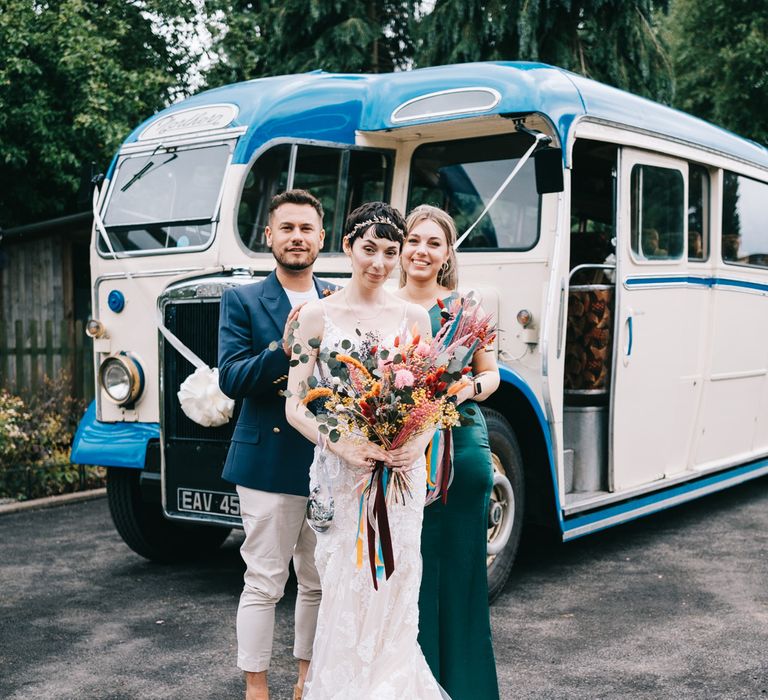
[{"x1": 236, "y1": 485, "x2": 321, "y2": 672}]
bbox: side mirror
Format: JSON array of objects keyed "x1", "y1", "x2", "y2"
[{"x1": 534, "y1": 147, "x2": 564, "y2": 194}]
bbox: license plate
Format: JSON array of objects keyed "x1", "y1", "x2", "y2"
[{"x1": 177, "y1": 488, "x2": 240, "y2": 517}]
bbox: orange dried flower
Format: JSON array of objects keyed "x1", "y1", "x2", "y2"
[
  {"x1": 336, "y1": 354, "x2": 372, "y2": 379},
  {"x1": 302, "y1": 387, "x2": 333, "y2": 405}
]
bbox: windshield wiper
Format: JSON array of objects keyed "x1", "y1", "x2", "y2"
[{"x1": 120, "y1": 146, "x2": 178, "y2": 192}]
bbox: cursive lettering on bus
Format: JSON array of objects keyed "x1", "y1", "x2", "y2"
[{"x1": 138, "y1": 104, "x2": 238, "y2": 140}]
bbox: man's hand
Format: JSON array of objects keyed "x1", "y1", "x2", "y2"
[{"x1": 282, "y1": 303, "x2": 306, "y2": 357}]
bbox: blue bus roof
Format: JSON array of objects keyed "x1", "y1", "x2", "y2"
[{"x1": 123, "y1": 62, "x2": 768, "y2": 171}]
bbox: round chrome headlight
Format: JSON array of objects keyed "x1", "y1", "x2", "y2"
[
  {"x1": 85, "y1": 318, "x2": 106, "y2": 338},
  {"x1": 99, "y1": 353, "x2": 144, "y2": 405}
]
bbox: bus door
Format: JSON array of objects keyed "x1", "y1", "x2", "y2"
[{"x1": 611, "y1": 150, "x2": 706, "y2": 490}]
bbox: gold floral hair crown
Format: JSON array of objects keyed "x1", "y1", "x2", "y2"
[{"x1": 344, "y1": 216, "x2": 404, "y2": 240}]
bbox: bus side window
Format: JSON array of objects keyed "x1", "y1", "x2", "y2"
[
  {"x1": 722, "y1": 171, "x2": 768, "y2": 268},
  {"x1": 407, "y1": 132, "x2": 540, "y2": 251},
  {"x1": 688, "y1": 164, "x2": 710, "y2": 261},
  {"x1": 630, "y1": 164, "x2": 684, "y2": 261},
  {"x1": 237, "y1": 144, "x2": 392, "y2": 254},
  {"x1": 238, "y1": 145, "x2": 291, "y2": 252}
]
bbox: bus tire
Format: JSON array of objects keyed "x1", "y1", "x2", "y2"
[
  {"x1": 483, "y1": 407, "x2": 525, "y2": 603},
  {"x1": 107, "y1": 467, "x2": 231, "y2": 562}
]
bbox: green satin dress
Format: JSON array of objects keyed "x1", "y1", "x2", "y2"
[{"x1": 418, "y1": 301, "x2": 500, "y2": 700}]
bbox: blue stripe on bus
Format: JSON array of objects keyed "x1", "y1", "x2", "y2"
[
  {"x1": 498, "y1": 365, "x2": 563, "y2": 524},
  {"x1": 563, "y1": 457, "x2": 768, "y2": 539},
  {"x1": 625, "y1": 275, "x2": 768, "y2": 292}
]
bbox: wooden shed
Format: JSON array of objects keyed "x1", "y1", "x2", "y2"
[{"x1": 0, "y1": 212, "x2": 94, "y2": 400}]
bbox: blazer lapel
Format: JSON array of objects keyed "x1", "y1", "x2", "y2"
[
  {"x1": 314, "y1": 276, "x2": 340, "y2": 297},
  {"x1": 259, "y1": 271, "x2": 292, "y2": 335}
]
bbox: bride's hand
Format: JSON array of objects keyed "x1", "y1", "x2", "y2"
[
  {"x1": 384, "y1": 431, "x2": 434, "y2": 472},
  {"x1": 327, "y1": 438, "x2": 388, "y2": 472}
]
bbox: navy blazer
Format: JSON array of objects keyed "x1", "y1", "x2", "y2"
[{"x1": 218, "y1": 271, "x2": 336, "y2": 496}]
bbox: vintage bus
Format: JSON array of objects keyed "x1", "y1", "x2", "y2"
[{"x1": 72, "y1": 62, "x2": 768, "y2": 600}]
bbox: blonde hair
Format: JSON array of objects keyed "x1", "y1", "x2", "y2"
[{"x1": 401, "y1": 205, "x2": 459, "y2": 290}]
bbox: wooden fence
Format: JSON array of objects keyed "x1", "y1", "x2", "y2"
[{"x1": 0, "y1": 319, "x2": 94, "y2": 402}]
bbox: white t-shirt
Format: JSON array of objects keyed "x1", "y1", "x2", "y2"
[{"x1": 284, "y1": 286, "x2": 319, "y2": 309}]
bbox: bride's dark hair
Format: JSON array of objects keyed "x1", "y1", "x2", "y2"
[{"x1": 343, "y1": 202, "x2": 406, "y2": 249}]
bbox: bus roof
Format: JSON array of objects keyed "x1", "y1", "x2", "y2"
[{"x1": 124, "y1": 62, "x2": 768, "y2": 171}]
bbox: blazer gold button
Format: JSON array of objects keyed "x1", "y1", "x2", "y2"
[{"x1": 273, "y1": 426, "x2": 280, "y2": 433}]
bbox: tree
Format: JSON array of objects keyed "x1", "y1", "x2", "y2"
[
  {"x1": 416, "y1": 1, "x2": 673, "y2": 101},
  {"x1": 665, "y1": 0, "x2": 768, "y2": 145},
  {"x1": 0, "y1": 0, "x2": 204, "y2": 228},
  {"x1": 205, "y1": 0, "x2": 414, "y2": 86}
]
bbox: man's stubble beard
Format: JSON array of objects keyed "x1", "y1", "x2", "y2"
[{"x1": 273, "y1": 249, "x2": 319, "y2": 272}]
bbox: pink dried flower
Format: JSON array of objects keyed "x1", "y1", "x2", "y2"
[
  {"x1": 415, "y1": 341, "x2": 431, "y2": 356},
  {"x1": 394, "y1": 369, "x2": 415, "y2": 389}
]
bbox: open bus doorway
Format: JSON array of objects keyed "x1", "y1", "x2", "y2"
[{"x1": 563, "y1": 139, "x2": 619, "y2": 500}]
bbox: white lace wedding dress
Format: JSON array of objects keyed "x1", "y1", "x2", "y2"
[{"x1": 302, "y1": 313, "x2": 449, "y2": 700}]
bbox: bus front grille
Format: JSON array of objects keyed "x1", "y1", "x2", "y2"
[{"x1": 162, "y1": 299, "x2": 238, "y2": 442}]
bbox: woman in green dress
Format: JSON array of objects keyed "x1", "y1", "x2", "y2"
[{"x1": 395, "y1": 205, "x2": 500, "y2": 700}]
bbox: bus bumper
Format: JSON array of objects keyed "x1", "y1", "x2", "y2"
[{"x1": 70, "y1": 401, "x2": 161, "y2": 469}]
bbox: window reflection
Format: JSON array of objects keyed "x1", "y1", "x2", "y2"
[
  {"x1": 630, "y1": 165, "x2": 684, "y2": 261},
  {"x1": 722, "y1": 172, "x2": 768, "y2": 268}
]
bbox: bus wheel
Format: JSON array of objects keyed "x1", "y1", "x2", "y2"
[
  {"x1": 483, "y1": 407, "x2": 525, "y2": 603},
  {"x1": 107, "y1": 467, "x2": 231, "y2": 562}
]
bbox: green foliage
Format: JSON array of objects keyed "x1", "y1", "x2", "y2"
[
  {"x1": 0, "y1": 374, "x2": 103, "y2": 501},
  {"x1": 416, "y1": 0, "x2": 672, "y2": 100},
  {"x1": 0, "y1": 0, "x2": 204, "y2": 228},
  {"x1": 666, "y1": 0, "x2": 768, "y2": 145},
  {"x1": 205, "y1": 0, "x2": 414, "y2": 86}
]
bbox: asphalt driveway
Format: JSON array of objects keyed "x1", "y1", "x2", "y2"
[{"x1": 1, "y1": 476, "x2": 767, "y2": 699}]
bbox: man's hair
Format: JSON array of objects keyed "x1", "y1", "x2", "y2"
[
  {"x1": 343, "y1": 201, "x2": 406, "y2": 248},
  {"x1": 268, "y1": 189, "x2": 324, "y2": 221}
]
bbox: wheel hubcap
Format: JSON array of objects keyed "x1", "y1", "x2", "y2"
[{"x1": 487, "y1": 453, "x2": 516, "y2": 559}]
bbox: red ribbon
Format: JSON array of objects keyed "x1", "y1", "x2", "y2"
[
  {"x1": 366, "y1": 461, "x2": 395, "y2": 589},
  {"x1": 440, "y1": 428, "x2": 452, "y2": 505}
]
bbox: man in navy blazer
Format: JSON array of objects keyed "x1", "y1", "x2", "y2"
[{"x1": 218, "y1": 189, "x2": 335, "y2": 700}]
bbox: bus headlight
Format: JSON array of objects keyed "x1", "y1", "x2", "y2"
[{"x1": 99, "y1": 353, "x2": 144, "y2": 405}]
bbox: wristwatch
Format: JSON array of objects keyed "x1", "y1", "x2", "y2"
[{"x1": 473, "y1": 377, "x2": 482, "y2": 398}]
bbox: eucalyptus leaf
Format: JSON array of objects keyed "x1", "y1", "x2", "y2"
[
  {"x1": 289, "y1": 359, "x2": 299, "y2": 367},
  {"x1": 341, "y1": 339, "x2": 351, "y2": 349},
  {"x1": 318, "y1": 424, "x2": 329, "y2": 434},
  {"x1": 299, "y1": 354, "x2": 309, "y2": 363},
  {"x1": 308, "y1": 337, "x2": 321, "y2": 349},
  {"x1": 307, "y1": 375, "x2": 318, "y2": 388},
  {"x1": 329, "y1": 428, "x2": 341, "y2": 442}
]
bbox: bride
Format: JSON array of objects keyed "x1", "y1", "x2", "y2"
[{"x1": 285, "y1": 202, "x2": 449, "y2": 699}]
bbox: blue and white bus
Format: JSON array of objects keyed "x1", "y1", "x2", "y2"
[{"x1": 72, "y1": 62, "x2": 768, "y2": 600}]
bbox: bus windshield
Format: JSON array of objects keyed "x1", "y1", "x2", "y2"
[{"x1": 99, "y1": 142, "x2": 231, "y2": 254}]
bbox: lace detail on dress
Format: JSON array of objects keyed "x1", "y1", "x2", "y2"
[{"x1": 303, "y1": 306, "x2": 449, "y2": 700}]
